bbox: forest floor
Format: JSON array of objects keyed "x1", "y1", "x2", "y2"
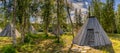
[{"x1": 0, "y1": 33, "x2": 120, "y2": 53}]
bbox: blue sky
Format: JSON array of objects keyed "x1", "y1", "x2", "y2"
[{"x1": 115, "y1": 0, "x2": 120, "y2": 10}]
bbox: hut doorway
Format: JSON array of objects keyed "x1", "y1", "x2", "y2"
[{"x1": 85, "y1": 29, "x2": 94, "y2": 46}]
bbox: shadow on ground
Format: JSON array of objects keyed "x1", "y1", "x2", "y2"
[
  {"x1": 93, "y1": 45, "x2": 115, "y2": 53},
  {"x1": 16, "y1": 33, "x2": 66, "y2": 53}
]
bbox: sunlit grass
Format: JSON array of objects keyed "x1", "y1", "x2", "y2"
[
  {"x1": 108, "y1": 33, "x2": 120, "y2": 53},
  {"x1": 61, "y1": 34, "x2": 73, "y2": 46},
  {"x1": 0, "y1": 33, "x2": 120, "y2": 53},
  {"x1": 0, "y1": 37, "x2": 12, "y2": 48}
]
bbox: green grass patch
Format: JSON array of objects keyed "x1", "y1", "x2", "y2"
[{"x1": 1, "y1": 44, "x2": 18, "y2": 53}]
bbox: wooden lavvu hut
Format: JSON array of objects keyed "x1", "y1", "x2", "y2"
[
  {"x1": 73, "y1": 16, "x2": 112, "y2": 47},
  {"x1": 0, "y1": 23, "x2": 21, "y2": 37}
]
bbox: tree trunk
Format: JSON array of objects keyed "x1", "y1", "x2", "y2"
[
  {"x1": 12, "y1": 0, "x2": 17, "y2": 46},
  {"x1": 65, "y1": 0, "x2": 74, "y2": 53},
  {"x1": 65, "y1": 0, "x2": 74, "y2": 38},
  {"x1": 21, "y1": 27, "x2": 25, "y2": 43},
  {"x1": 56, "y1": 0, "x2": 60, "y2": 43},
  {"x1": 45, "y1": 27, "x2": 48, "y2": 37},
  {"x1": 21, "y1": 13, "x2": 26, "y2": 43}
]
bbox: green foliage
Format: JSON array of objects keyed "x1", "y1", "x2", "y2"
[
  {"x1": 24, "y1": 33, "x2": 40, "y2": 44},
  {"x1": 92, "y1": 0, "x2": 116, "y2": 33},
  {"x1": 116, "y1": 4, "x2": 120, "y2": 33},
  {"x1": 54, "y1": 38, "x2": 65, "y2": 45},
  {"x1": 92, "y1": 0, "x2": 101, "y2": 20},
  {"x1": 1, "y1": 45, "x2": 17, "y2": 53},
  {"x1": 56, "y1": 0, "x2": 67, "y2": 27},
  {"x1": 104, "y1": 0, "x2": 116, "y2": 33},
  {"x1": 20, "y1": 44, "x2": 34, "y2": 52},
  {"x1": 74, "y1": 9, "x2": 82, "y2": 29},
  {"x1": 41, "y1": 0, "x2": 55, "y2": 36},
  {"x1": 39, "y1": 33, "x2": 56, "y2": 39},
  {"x1": 55, "y1": 0, "x2": 67, "y2": 43},
  {"x1": 24, "y1": 33, "x2": 33, "y2": 43}
]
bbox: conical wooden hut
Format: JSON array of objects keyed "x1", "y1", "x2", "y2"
[
  {"x1": 0, "y1": 23, "x2": 21, "y2": 37},
  {"x1": 73, "y1": 16, "x2": 112, "y2": 47},
  {"x1": 29, "y1": 25, "x2": 36, "y2": 33},
  {"x1": 52, "y1": 26, "x2": 64, "y2": 35}
]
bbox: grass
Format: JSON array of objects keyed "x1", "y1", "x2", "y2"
[
  {"x1": 108, "y1": 33, "x2": 120, "y2": 53},
  {"x1": 0, "y1": 33, "x2": 120, "y2": 53},
  {"x1": 0, "y1": 37, "x2": 12, "y2": 49}
]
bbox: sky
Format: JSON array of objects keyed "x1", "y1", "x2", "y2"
[{"x1": 115, "y1": 0, "x2": 120, "y2": 10}]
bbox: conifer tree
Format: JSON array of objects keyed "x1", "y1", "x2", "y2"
[
  {"x1": 56, "y1": 0, "x2": 67, "y2": 43},
  {"x1": 116, "y1": 4, "x2": 120, "y2": 33},
  {"x1": 41, "y1": 0, "x2": 54, "y2": 37}
]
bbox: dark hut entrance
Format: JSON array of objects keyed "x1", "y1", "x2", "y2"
[{"x1": 85, "y1": 29, "x2": 94, "y2": 46}]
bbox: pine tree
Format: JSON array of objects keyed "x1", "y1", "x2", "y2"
[
  {"x1": 92, "y1": 0, "x2": 101, "y2": 21},
  {"x1": 92, "y1": 0, "x2": 116, "y2": 33},
  {"x1": 16, "y1": 0, "x2": 32, "y2": 43},
  {"x1": 116, "y1": 4, "x2": 120, "y2": 33},
  {"x1": 104, "y1": 0, "x2": 116, "y2": 33},
  {"x1": 12, "y1": 0, "x2": 17, "y2": 46},
  {"x1": 74, "y1": 9, "x2": 82, "y2": 31},
  {"x1": 56, "y1": 0, "x2": 67, "y2": 43},
  {"x1": 41, "y1": 0, "x2": 54, "y2": 37}
]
